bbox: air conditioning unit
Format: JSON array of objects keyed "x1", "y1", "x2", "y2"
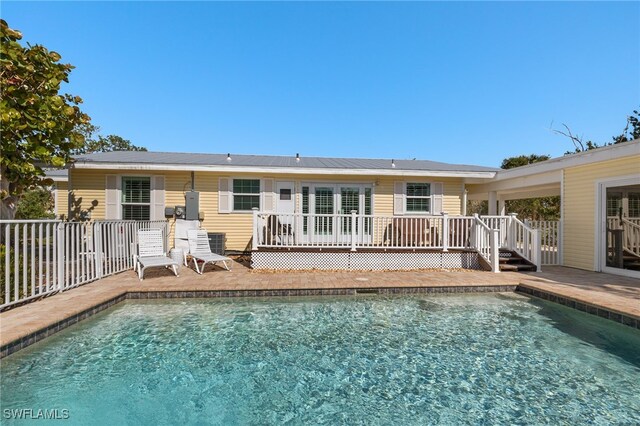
[{"x1": 207, "y1": 233, "x2": 226, "y2": 256}]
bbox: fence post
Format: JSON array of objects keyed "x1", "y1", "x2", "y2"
[
  {"x1": 490, "y1": 229, "x2": 500, "y2": 273},
  {"x1": 558, "y1": 220, "x2": 563, "y2": 265},
  {"x1": 57, "y1": 223, "x2": 65, "y2": 291},
  {"x1": 350, "y1": 210, "x2": 357, "y2": 252},
  {"x1": 472, "y1": 213, "x2": 480, "y2": 249},
  {"x1": 441, "y1": 212, "x2": 449, "y2": 252},
  {"x1": 532, "y1": 228, "x2": 542, "y2": 272},
  {"x1": 94, "y1": 223, "x2": 103, "y2": 279},
  {"x1": 252, "y1": 208, "x2": 259, "y2": 251}
]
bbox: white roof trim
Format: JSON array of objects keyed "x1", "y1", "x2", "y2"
[
  {"x1": 490, "y1": 139, "x2": 640, "y2": 181},
  {"x1": 70, "y1": 162, "x2": 497, "y2": 178}
]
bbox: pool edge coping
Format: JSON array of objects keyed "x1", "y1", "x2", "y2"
[{"x1": 1, "y1": 283, "x2": 638, "y2": 359}]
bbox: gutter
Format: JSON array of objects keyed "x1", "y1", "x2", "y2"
[{"x1": 70, "y1": 162, "x2": 498, "y2": 179}]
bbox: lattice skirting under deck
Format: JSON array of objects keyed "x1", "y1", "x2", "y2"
[{"x1": 251, "y1": 251, "x2": 482, "y2": 271}]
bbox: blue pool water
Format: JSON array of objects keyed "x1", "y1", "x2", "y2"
[{"x1": 1, "y1": 294, "x2": 640, "y2": 425}]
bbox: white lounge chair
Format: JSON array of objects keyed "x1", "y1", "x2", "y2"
[
  {"x1": 135, "y1": 229, "x2": 179, "y2": 280},
  {"x1": 186, "y1": 230, "x2": 232, "y2": 274}
]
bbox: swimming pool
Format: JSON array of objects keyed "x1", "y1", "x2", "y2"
[{"x1": 1, "y1": 294, "x2": 639, "y2": 425}]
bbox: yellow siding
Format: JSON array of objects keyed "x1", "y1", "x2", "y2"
[
  {"x1": 69, "y1": 169, "x2": 465, "y2": 251},
  {"x1": 55, "y1": 181, "x2": 68, "y2": 219},
  {"x1": 443, "y1": 181, "x2": 464, "y2": 215},
  {"x1": 563, "y1": 155, "x2": 640, "y2": 270},
  {"x1": 68, "y1": 170, "x2": 107, "y2": 220}
]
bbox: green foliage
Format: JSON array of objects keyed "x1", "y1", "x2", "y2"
[
  {"x1": 71, "y1": 123, "x2": 146, "y2": 154},
  {"x1": 612, "y1": 109, "x2": 640, "y2": 144},
  {"x1": 500, "y1": 154, "x2": 550, "y2": 169},
  {"x1": 15, "y1": 188, "x2": 55, "y2": 219},
  {"x1": 555, "y1": 107, "x2": 639, "y2": 154},
  {"x1": 74, "y1": 134, "x2": 147, "y2": 154},
  {"x1": 0, "y1": 19, "x2": 90, "y2": 202}
]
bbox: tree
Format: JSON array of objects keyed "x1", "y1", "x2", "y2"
[
  {"x1": 553, "y1": 107, "x2": 639, "y2": 153},
  {"x1": 70, "y1": 123, "x2": 146, "y2": 154},
  {"x1": 612, "y1": 109, "x2": 640, "y2": 144},
  {"x1": 15, "y1": 188, "x2": 55, "y2": 219},
  {"x1": 70, "y1": 123, "x2": 147, "y2": 154},
  {"x1": 501, "y1": 154, "x2": 551, "y2": 169},
  {"x1": 0, "y1": 19, "x2": 90, "y2": 219}
]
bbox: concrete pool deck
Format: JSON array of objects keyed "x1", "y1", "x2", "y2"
[{"x1": 1, "y1": 263, "x2": 639, "y2": 357}]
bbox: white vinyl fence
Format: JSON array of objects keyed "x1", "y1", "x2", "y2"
[
  {"x1": 527, "y1": 220, "x2": 562, "y2": 265},
  {"x1": 0, "y1": 219, "x2": 169, "y2": 310}
]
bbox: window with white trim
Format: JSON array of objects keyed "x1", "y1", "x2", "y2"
[
  {"x1": 121, "y1": 176, "x2": 151, "y2": 220},
  {"x1": 233, "y1": 179, "x2": 260, "y2": 211},
  {"x1": 406, "y1": 183, "x2": 431, "y2": 213}
]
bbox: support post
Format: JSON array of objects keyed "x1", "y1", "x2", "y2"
[
  {"x1": 441, "y1": 212, "x2": 449, "y2": 252},
  {"x1": 488, "y1": 191, "x2": 498, "y2": 215},
  {"x1": 252, "y1": 208, "x2": 259, "y2": 251},
  {"x1": 490, "y1": 229, "x2": 500, "y2": 273},
  {"x1": 350, "y1": 210, "x2": 357, "y2": 252},
  {"x1": 498, "y1": 199, "x2": 506, "y2": 216}
]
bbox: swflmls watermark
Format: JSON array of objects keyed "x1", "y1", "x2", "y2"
[{"x1": 3, "y1": 408, "x2": 70, "y2": 420}]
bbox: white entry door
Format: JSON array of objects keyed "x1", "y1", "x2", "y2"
[
  {"x1": 276, "y1": 181, "x2": 295, "y2": 215},
  {"x1": 275, "y1": 181, "x2": 295, "y2": 244}
]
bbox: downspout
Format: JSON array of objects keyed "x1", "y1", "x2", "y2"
[{"x1": 462, "y1": 185, "x2": 468, "y2": 216}]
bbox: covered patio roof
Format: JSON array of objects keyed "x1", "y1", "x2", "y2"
[{"x1": 465, "y1": 139, "x2": 639, "y2": 203}]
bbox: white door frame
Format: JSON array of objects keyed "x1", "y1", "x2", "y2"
[
  {"x1": 300, "y1": 182, "x2": 374, "y2": 245},
  {"x1": 596, "y1": 174, "x2": 640, "y2": 278}
]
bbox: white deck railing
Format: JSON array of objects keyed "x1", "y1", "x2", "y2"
[
  {"x1": 252, "y1": 211, "x2": 509, "y2": 272},
  {"x1": 607, "y1": 216, "x2": 640, "y2": 258},
  {"x1": 471, "y1": 215, "x2": 500, "y2": 272},
  {"x1": 507, "y1": 215, "x2": 541, "y2": 271},
  {"x1": 252, "y1": 211, "x2": 467, "y2": 250},
  {"x1": 527, "y1": 219, "x2": 562, "y2": 265},
  {"x1": 0, "y1": 219, "x2": 169, "y2": 310}
]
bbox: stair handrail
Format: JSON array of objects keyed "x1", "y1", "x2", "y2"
[
  {"x1": 619, "y1": 217, "x2": 640, "y2": 257},
  {"x1": 472, "y1": 214, "x2": 500, "y2": 273},
  {"x1": 508, "y1": 213, "x2": 541, "y2": 271}
]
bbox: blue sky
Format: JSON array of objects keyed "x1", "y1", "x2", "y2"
[{"x1": 4, "y1": 2, "x2": 639, "y2": 167}]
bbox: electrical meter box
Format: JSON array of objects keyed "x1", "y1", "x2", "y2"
[{"x1": 185, "y1": 191, "x2": 200, "y2": 221}]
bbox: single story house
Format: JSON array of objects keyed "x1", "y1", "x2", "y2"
[{"x1": 61, "y1": 139, "x2": 639, "y2": 277}]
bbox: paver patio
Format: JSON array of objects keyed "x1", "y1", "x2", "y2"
[{"x1": 1, "y1": 262, "x2": 638, "y2": 355}]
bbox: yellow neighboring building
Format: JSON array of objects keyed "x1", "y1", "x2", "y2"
[{"x1": 467, "y1": 139, "x2": 640, "y2": 278}]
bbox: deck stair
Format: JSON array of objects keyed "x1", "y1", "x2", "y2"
[
  {"x1": 622, "y1": 250, "x2": 640, "y2": 271},
  {"x1": 499, "y1": 249, "x2": 537, "y2": 272}
]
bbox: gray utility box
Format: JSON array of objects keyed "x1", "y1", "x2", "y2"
[
  {"x1": 207, "y1": 233, "x2": 226, "y2": 256},
  {"x1": 185, "y1": 191, "x2": 200, "y2": 220}
]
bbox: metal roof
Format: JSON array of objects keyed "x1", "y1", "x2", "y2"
[
  {"x1": 72, "y1": 151, "x2": 499, "y2": 173},
  {"x1": 44, "y1": 169, "x2": 68, "y2": 181}
]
